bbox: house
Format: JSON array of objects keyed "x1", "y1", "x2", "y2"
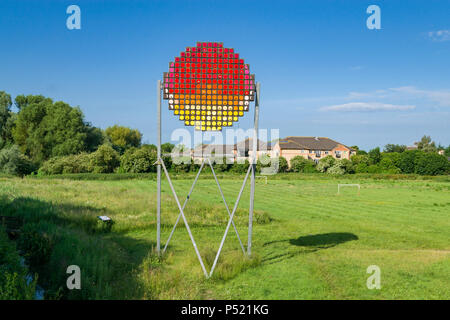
[
  {"x1": 191, "y1": 143, "x2": 235, "y2": 163},
  {"x1": 234, "y1": 138, "x2": 270, "y2": 161},
  {"x1": 190, "y1": 138, "x2": 270, "y2": 162},
  {"x1": 271, "y1": 136, "x2": 356, "y2": 165}
]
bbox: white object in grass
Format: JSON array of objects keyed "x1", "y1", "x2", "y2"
[
  {"x1": 337, "y1": 184, "x2": 360, "y2": 195},
  {"x1": 98, "y1": 216, "x2": 111, "y2": 221}
]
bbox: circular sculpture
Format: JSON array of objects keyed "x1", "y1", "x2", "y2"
[{"x1": 163, "y1": 42, "x2": 255, "y2": 131}]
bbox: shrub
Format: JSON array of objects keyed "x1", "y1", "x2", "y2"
[
  {"x1": 327, "y1": 159, "x2": 354, "y2": 175},
  {"x1": 256, "y1": 154, "x2": 271, "y2": 173},
  {"x1": 379, "y1": 153, "x2": 401, "y2": 174},
  {"x1": 230, "y1": 159, "x2": 250, "y2": 173},
  {"x1": 398, "y1": 150, "x2": 421, "y2": 174},
  {"x1": 171, "y1": 156, "x2": 192, "y2": 173},
  {"x1": 351, "y1": 154, "x2": 370, "y2": 166},
  {"x1": 290, "y1": 156, "x2": 317, "y2": 173},
  {"x1": 89, "y1": 145, "x2": 120, "y2": 173},
  {"x1": 211, "y1": 157, "x2": 231, "y2": 172},
  {"x1": 0, "y1": 226, "x2": 36, "y2": 299},
  {"x1": 355, "y1": 162, "x2": 369, "y2": 173},
  {"x1": 316, "y1": 155, "x2": 335, "y2": 173},
  {"x1": 17, "y1": 224, "x2": 54, "y2": 266},
  {"x1": 120, "y1": 147, "x2": 157, "y2": 173},
  {"x1": 278, "y1": 156, "x2": 289, "y2": 173},
  {"x1": 0, "y1": 145, "x2": 36, "y2": 176},
  {"x1": 414, "y1": 152, "x2": 449, "y2": 175},
  {"x1": 38, "y1": 153, "x2": 91, "y2": 175},
  {"x1": 367, "y1": 164, "x2": 383, "y2": 173}
]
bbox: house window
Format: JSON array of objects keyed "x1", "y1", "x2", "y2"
[
  {"x1": 335, "y1": 151, "x2": 342, "y2": 158},
  {"x1": 325, "y1": 151, "x2": 328, "y2": 155},
  {"x1": 315, "y1": 150, "x2": 321, "y2": 158}
]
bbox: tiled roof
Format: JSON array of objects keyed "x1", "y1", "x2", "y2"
[
  {"x1": 193, "y1": 144, "x2": 234, "y2": 156},
  {"x1": 234, "y1": 138, "x2": 269, "y2": 152},
  {"x1": 278, "y1": 136, "x2": 350, "y2": 151}
]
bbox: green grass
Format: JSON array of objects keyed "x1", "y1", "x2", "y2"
[{"x1": 0, "y1": 174, "x2": 449, "y2": 299}]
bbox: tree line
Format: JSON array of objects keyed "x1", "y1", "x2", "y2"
[{"x1": 0, "y1": 91, "x2": 449, "y2": 176}]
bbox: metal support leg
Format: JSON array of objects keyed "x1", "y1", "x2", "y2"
[
  {"x1": 156, "y1": 80, "x2": 161, "y2": 255},
  {"x1": 209, "y1": 165, "x2": 252, "y2": 277},
  {"x1": 163, "y1": 159, "x2": 206, "y2": 253},
  {"x1": 207, "y1": 158, "x2": 246, "y2": 255},
  {"x1": 159, "y1": 158, "x2": 209, "y2": 278},
  {"x1": 248, "y1": 82, "x2": 260, "y2": 256}
]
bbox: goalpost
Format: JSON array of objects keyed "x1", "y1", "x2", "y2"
[{"x1": 337, "y1": 184, "x2": 360, "y2": 195}]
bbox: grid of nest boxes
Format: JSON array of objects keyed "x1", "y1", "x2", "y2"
[{"x1": 163, "y1": 42, "x2": 255, "y2": 131}]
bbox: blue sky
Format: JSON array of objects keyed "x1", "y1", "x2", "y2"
[{"x1": 1, "y1": 0, "x2": 449, "y2": 150}]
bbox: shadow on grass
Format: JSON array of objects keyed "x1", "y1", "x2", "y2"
[
  {"x1": 262, "y1": 232, "x2": 358, "y2": 264},
  {"x1": 289, "y1": 232, "x2": 358, "y2": 247},
  {"x1": 0, "y1": 195, "x2": 155, "y2": 299}
]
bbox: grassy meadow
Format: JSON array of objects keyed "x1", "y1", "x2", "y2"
[{"x1": 0, "y1": 173, "x2": 449, "y2": 299}]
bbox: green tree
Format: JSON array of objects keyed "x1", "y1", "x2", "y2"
[
  {"x1": 12, "y1": 95, "x2": 101, "y2": 164},
  {"x1": 161, "y1": 142, "x2": 175, "y2": 154},
  {"x1": 398, "y1": 150, "x2": 421, "y2": 174},
  {"x1": 379, "y1": 152, "x2": 402, "y2": 173},
  {"x1": 414, "y1": 153, "x2": 449, "y2": 175},
  {"x1": 85, "y1": 126, "x2": 104, "y2": 152},
  {"x1": 90, "y1": 145, "x2": 120, "y2": 173},
  {"x1": 0, "y1": 145, "x2": 35, "y2": 176},
  {"x1": 444, "y1": 145, "x2": 450, "y2": 158},
  {"x1": 415, "y1": 135, "x2": 437, "y2": 153},
  {"x1": 368, "y1": 147, "x2": 381, "y2": 164},
  {"x1": 356, "y1": 149, "x2": 368, "y2": 155},
  {"x1": 0, "y1": 91, "x2": 13, "y2": 148},
  {"x1": 105, "y1": 125, "x2": 142, "y2": 152},
  {"x1": 142, "y1": 143, "x2": 157, "y2": 152},
  {"x1": 383, "y1": 144, "x2": 407, "y2": 153}
]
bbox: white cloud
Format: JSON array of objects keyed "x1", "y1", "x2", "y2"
[
  {"x1": 389, "y1": 86, "x2": 450, "y2": 107},
  {"x1": 320, "y1": 102, "x2": 416, "y2": 112},
  {"x1": 427, "y1": 30, "x2": 450, "y2": 42}
]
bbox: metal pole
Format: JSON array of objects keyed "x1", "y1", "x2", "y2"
[
  {"x1": 156, "y1": 80, "x2": 162, "y2": 255},
  {"x1": 162, "y1": 159, "x2": 205, "y2": 253},
  {"x1": 210, "y1": 164, "x2": 252, "y2": 277},
  {"x1": 248, "y1": 82, "x2": 260, "y2": 256},
  {"x1": 159, "y1": 158, "x2": 209, "y2": 278},
  {"x1": 207, "y1": 158, "x2": 246, "y2": 255}
]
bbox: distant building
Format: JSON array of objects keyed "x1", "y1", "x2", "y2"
[
  {"x1": 271, "y1": 136, "x2": 356, "y2": 165},
  {"x1": 191, "y1": 138, "x2": 270, "y2": 162}
]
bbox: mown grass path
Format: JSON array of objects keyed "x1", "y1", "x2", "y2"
[{"x1": 1, "y1": 175, "x2": 449, "y2": 299}]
